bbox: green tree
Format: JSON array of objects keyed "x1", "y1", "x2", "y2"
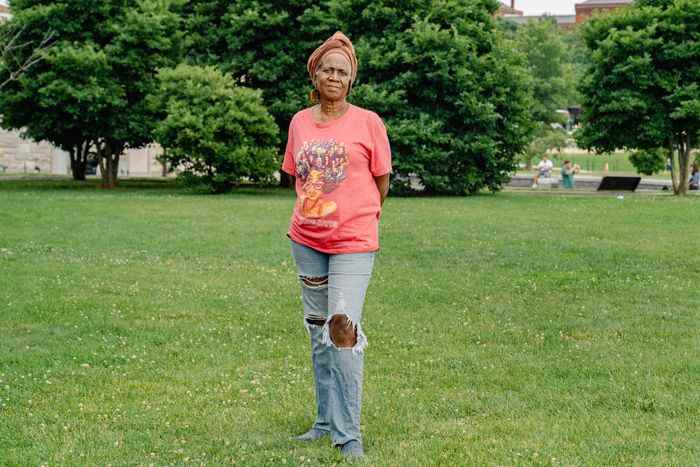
[
  {"x1": 333, "y1": 0, "x2": 534, "y2": 194},
  {"x1": 561, "y1": 28, "x2": 587, "y2": 109},
  {"x1": 629, "y1": 148, "x2": 666, "y2": 176},
  {"x1": 514, "y1": 18, "x2": 570, "y2": 124},
  {"x1": 512, "y1": 18, "x2": 579, "y2": 170},
  {"x1": 151, "y1": 64, "x2": 279, "y2": 192},
  {"x1": 182, "y1": 0, "x2": 326, "y2": 143},
  {"x1": 180, "y1": 0, "x2": 329, "y2": 187},
  {"x1": 576, "y1": 0, "x2": 700, "y2": 195},
  {"x1": 0, "y1": 0, "x2": 183, "y2": 185}
]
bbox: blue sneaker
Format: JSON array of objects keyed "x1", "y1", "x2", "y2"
[
  {"x1": 294, "y1": 428, "x2": 328, "y2": 442},
  {"x1": 339, "y1": 440, "x2": 364, "y2": 458}
]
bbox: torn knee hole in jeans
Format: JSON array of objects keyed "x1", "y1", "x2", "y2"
[
  {"x1": 321, "y1": 313, "x2": 368, "y2": 353},
  {"x1": 328, "y1": 314, "x2": 357, "y2": 348},
  {"x1": 300, "y1": 275, "x2": 328, "y2": 289}
]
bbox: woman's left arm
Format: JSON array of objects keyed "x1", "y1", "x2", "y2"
[{"x1": 374, "y1": 174, "x2": 390, "y2": 206}]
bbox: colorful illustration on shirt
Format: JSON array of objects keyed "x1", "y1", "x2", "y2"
[{"x1": 295, "y1": 139, "x2": 349, "y2": 219}]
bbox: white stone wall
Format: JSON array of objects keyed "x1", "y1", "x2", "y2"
[
  {"x1": 121, "y1": 144, "x2": 166, "y2": 177},
  {"x1": 0, "y1": 126, "x2": 167, "y2": 177},
  {"x1": 0, "y1": 127, "x2": 64, "y2": 174}
]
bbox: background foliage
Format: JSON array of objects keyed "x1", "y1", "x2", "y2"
[
  {"x1": 151, "y1": 64, "x2": 279, "y2": 192},
  {"x1": 336, "y1": 0, "x2": 534, "y2": 194},
  {"x1": 0, "y1": 0, "x2": 183, "y2": 186},
  {"x1": 510, "y1": 18, "x2": 581, "y2": 170},
  {"x1": 576, "y1": 0, "x2": 700, "y2": 194},
  {"x1": 184, "y1": 0, "x2": 535, "y2": 195}
]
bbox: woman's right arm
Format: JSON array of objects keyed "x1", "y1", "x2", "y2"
[{"x1": 374, "y1": 174, "x2": 390, "y2": 206}]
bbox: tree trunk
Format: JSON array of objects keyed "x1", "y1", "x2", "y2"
[
  {"x1": 668, "y1": 139, "x2": 679, "y2": 194},
  {"x1": 99, "y1": 140, "x2": 122, "y2": 189},
  {"x1": 676, "y1": 133, "x2": 691, "y2": 196},
  {"x1": 110, "y1": 147, "x2": 119, "y2": 183},
  {"x1": 69, "y1": 142, "x2": 88, "y2": 181},
  {"x1": 160, "y1": 148, "x2": 168, "y2": 177}
]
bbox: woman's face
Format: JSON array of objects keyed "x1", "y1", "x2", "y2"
[{"x1": 315, "y1": 52, "x2": 351, "y2": 102}]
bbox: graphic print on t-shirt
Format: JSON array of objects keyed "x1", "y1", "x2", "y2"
[{"x1": 295, "y1": 139, "x2": 349, "y2": 221}]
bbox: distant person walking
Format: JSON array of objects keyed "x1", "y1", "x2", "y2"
[
  {"x1": 281, "y1": 31, "x2": 392, "y2": 459},
  {"x1": 690, "y1": 161, "x2": 699, "y2": 191},
  {"x1": 532, "y1": 154, "x2": 553, "y2": 188}
]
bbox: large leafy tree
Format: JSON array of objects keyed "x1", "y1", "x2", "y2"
[
  {"x1": 182, "y1": 0, "x2": 327, "y2": 145},
  {"x1": 181, "y1": 0, "x2": 328, "y2": 187},
  {"x1": 0, "y1": 0, "x2": 183, "y2": 185},
  {"x1": 335, "y1": 0, "x2": 534, "y2": 194},
  {"x1": 513, "y1": 18, "x2": 575, "y2": 169},
  {"x1": 576, "y1": 0, "x2": 700, "y2": 195},
  {"x1": 514, "y1": 18, "x2": 570, "y2": 124}
]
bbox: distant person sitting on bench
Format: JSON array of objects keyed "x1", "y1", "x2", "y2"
[
  {"x1": 561, "y1": 160, "x2": 581, "y2": 189},
  {"x1": 532, "y1": 155, "x2": 553, "y2": 188},
  {"x1": 690, "y1": 161, "x2": 699, "y2": 191}
]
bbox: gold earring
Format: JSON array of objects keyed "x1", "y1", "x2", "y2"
[{"x1": 308, "y1": 88, "x2": 320, "y2": 104}]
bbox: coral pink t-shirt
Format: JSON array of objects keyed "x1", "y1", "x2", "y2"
[{"x1": 282, "y1": 104, "x2": 392, "y2": 254}]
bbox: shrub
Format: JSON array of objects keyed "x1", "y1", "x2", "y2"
[{"x1": 151, "y1": 64, "x2": 279, "y2": 192}]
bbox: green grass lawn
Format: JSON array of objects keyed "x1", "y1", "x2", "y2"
[
  {"x1": 527, "y1": 151, "x2": 676, "y2": 179},
  {"x1": 553, "y1": 152, "x2": 639, "y2": 173},
  {"x1": 1, "y1": 179, "x2": 699, "y2": 465},
  {"x1": 519, "y1": 152, "x2": 675, "y2": 179}
]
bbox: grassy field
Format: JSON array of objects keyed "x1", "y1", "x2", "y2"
[
  {"x1": 1, "y1": 179, "x2": 699, "y2": 465},
  {"x1": 552, "y1": 151, "x2": 639, "y2": 173},
  {"x1": 521, "y1": 151, "x2": 677, "y2": 179},
  {"x1": 517, "y1": 152, "x2": 674, "y2": 179}
]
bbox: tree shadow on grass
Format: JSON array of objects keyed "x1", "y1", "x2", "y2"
[
  {"x1": 0, "y1": 176, "x2": 176, "y2": 193},
  {"x1": 0, "y1": 176, "x2": 295, "y2": 198}
]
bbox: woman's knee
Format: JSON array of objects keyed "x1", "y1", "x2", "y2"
[{"x1": 329, "y1": 314, "x2": 357, "y2": 348}]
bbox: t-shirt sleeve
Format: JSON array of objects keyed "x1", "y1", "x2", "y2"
[
  {"x1": 369, "y1": 114, "x2": 392, "y2": 177},
  {"x1": 281, "y1": 118, "x2": 296, "y2": 176}
]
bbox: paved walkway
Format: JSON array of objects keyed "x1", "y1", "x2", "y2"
[{"x1": 508, "y1": 174, "x2": 673, "y2": 192}]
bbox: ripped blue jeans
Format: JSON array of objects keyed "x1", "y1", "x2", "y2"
[{"x1": 290, "y1": 240, "x2": 375, "y2": 447}]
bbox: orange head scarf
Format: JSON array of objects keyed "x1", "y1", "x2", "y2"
[{"x1": 307, "y1": 31, "x2": 358, "y2": 93}]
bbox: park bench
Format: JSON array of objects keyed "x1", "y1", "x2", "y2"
[
  {"x1": 535, "y1": 176, "x2": 559, "y2": 189},
  {"x1": 597, "y1": 176, "x2": 641, "y2": 192}
]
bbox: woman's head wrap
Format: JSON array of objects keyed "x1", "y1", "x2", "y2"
[{"x1": 307, "y1": 31, "x2": 357, "y2": 90}]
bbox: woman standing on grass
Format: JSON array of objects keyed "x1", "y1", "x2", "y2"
[{"x1": 281, "y1": 31, "x2": 391, "y2": 458}]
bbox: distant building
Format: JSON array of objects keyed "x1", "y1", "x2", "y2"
[
  {"x1": 575, "y1": 0, "x2": 633, "y2": 24},
  {"x1": 0, "y1": 3, "x2": 11, "y2": 22},
  {"x1": 501, "y1": 0, "x2": 632, "y2": 30},
  {"x1": 497, "y1": 1, "x2": 524, "y2": 17}
]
